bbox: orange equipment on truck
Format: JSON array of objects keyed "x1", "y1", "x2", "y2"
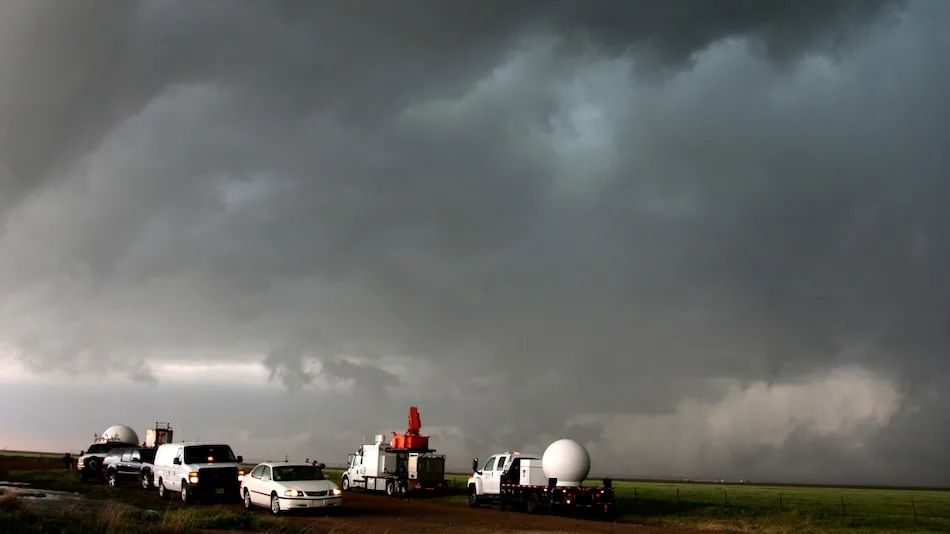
[{"x1": 390, "y1": 406, "x2": 429, "y2": 449}]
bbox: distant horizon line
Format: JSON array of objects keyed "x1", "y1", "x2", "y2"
[{"x1": 4, "y1": 448, "x2": 947, "y2": 491}]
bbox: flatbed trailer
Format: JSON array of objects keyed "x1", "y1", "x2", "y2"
[{"x1": 499, "y1": 476, "x2": 616, "y2": 515}]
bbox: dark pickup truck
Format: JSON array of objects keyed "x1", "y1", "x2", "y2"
[
  {"x1": 102, "y1": 446, "x2": 158, "y2": 489},
  {"x1": 77, "y1": 441, "x2": 135, "y2": 483}
]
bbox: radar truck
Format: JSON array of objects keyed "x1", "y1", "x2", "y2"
[
  {"x1": 341, "y1": 406, "x2": 449, "y2": 496},
  {"x1": 467, "y1": 438, "x2": 615, "y2": 515}
]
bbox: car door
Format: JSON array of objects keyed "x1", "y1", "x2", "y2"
[
  {"x1": 119, "y1": 450, "x2": 133, "y2": 480},
  {"x1": 170, "y1": 446, "x2": 185, "y2": 491},
  {"x1": 246, "y1": 465, "x2": 265, "y2": 505},
  {"x1": 258, "y1": 465, "x2": 274, "y2": 502},
  {"x1": 127, "y1": 450, "x2": 142, "y2": 481},
  {"x1": 480, "y1": 456, "x2": 499, "y2": 494},
  {"x1": 492, "y1": 455, "x2": 508, "y2": 492}
]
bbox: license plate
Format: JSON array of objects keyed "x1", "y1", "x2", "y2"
[{"x1": 215, "y1": 488, "x2": 224, "y2": 494}]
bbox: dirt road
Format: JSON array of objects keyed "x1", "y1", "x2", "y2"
[{"x1": 2, "y1": 458, "x2": 699, "y2": 533}]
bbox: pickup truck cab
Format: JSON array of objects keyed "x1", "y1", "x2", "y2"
[{"x1": 467, "y1": 452, "x2": 538, "y2": 505}]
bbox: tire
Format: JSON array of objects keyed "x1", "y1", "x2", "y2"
[
  {"x1": 340, "y1": 475, "x2": 350, "y2": 491},
  {"x1": 386, "y1": 480, "x2": 396, "y2": 497},
  {"x1": 86, "y1": 457, "x2": 99, "y2": 472},
  {"x1": 468, "y1": 485, "x2": 480, "y2": 507},
  {"x1": 181, "y1": 480, "x2": 193, "y2": 504},
  {"x1": 107, "y1": 470, "x2": 119, "y2": 488},
  {"x1": 525, "y1": 492, "x2": 539, "y2": 514},
  {"x1": 270, "y1": 493, "x2": 281, "y2": 515},
  {"x1": 141, "y1": 471, "x2": 152, "y2": 490},
  {"x1": 243, "y1": 488, "x2": 252, "y2": 510},
  {"x1": 158, "y1": 479, "x2": 169, "y2": 500}
]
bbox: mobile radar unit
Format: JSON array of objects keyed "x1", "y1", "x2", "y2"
[
  {"x1": 341, "y1": 406, "x2": 449, "y2": 497},
  {"x1": 467, "y1": 438, "x2": 615, "y2": 515}
]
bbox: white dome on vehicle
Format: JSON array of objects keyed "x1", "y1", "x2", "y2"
[
  {"x1": 98, "y1": 425, "x2": 139, "y2": 445},
  {"x1": 542, "y1": 438, "x2": 591, "y2": 487}
]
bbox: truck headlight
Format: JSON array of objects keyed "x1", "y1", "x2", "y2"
[
  {"x1": 237, "y1": 469, "x2": 245, "y2": 482},
  {"x1": 284, "y1": 489, "x2": 304, "y2": 497},
  {"x1": 188, "y1": 472, "x2": 199, "y2": 484}
]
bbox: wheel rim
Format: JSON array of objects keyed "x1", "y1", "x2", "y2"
[
  {"x1": 142, "y1": 474, "x2": 149, "y2": 489},
  {"x1": 182, "y1": 485, "x2": 188, "y2": 502},
  {"x1": 342, "y1": 477, "x2": 348, "y2": 490},
  {"x1": 271, "y1": 495, "x2": 279, "y2": 514},
  {"x1": 108, "y1": 474, "x2": 115, "y2": 486},
  {"x1": 244, "y1": 490, "x2": 251, "y2": 508},
  {"x1": 159, "y1": 482, "x2": 164, "y2": 497}
]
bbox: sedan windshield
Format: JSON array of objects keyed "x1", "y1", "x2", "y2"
[
  {"x1": 272, "y1": 466, "x2": 327, "y2": 482},
  {"x1": 183, "y1": 445, "x2": 236, "y2": 464}
]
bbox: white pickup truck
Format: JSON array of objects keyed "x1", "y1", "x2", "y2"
[{"x1": 467, "y1": 446, "x2": 615, "y2": 515}]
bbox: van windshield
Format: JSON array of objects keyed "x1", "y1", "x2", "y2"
[
  {"x1": 272, "y1": 465, "x2": 326, "y2": 482},
  {"x1": 183, "y1": 445, "x2": 236, "y2": 464}
]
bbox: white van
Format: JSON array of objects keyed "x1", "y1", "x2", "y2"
[{"x1": 152, "y1": 441, "x2": 245, "y2": 504}]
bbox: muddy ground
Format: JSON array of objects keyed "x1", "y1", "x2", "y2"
[{"x1": 1, "y1": 458, "x2": 699, "y2": 534}]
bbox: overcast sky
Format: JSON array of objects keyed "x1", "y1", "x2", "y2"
[{"x1": 2, "y1": 0, "x2": 948, "y2": 486}]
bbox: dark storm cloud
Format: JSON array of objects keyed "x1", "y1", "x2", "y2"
[{"x1": 1, "y1": 0, "x2": 948, "y2": 484}]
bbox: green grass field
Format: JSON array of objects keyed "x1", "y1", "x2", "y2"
[
  {"x1": 323, "y1": 468, "x2": 950, "y2": 533},
  {"x1": 0, "y1": 450, "x2": 70, "y2": 460}
]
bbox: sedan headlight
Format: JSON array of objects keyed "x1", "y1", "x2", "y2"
[
  {"x1": 331, "y1": 488, "x2": 341, "y2": 496},
  {"x1": 283, "y1": 489, "x2": 304, "y2": 497}
]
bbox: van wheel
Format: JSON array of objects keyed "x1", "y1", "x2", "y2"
[
  {"x1": 181, "y1": 481, "x2": 194, "y2": 504},
  {"x1": 341, "y1": 475, "x2": 350, "y2": 491},
  {"x1": 158, "y1": 479, "x2": 169, "y2": 500},
  {"x1": 468, "y1": 485, "x2": 479, "y2": 507}
]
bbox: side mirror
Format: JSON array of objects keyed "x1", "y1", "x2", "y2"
[
  {"x1": 318, "y1": 462, "x2": 326, "y2": 469},
  {"x1": 173, "y1": 458, "x2": 181, "y2": 465},
  {"x1": 237, "y1": 455, "x2": 243, "y2": 463},
  {"x1": 472, "y1": 457, "x2": 479, "y2": 472}
]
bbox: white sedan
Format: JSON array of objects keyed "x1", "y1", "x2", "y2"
[{"x1": 241, "y1": 462, "x2": 342, "y2": 515}]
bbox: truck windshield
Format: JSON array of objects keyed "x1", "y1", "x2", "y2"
[
  {"x1": 183, "y1": 445, "x2": 236, "y2": 464},
  {"x1": 86, "y1": 444, "x2": 112, "y2": 454},
  {"x1": 272, "y1": 466, "x2": 326, "y2": 482}
]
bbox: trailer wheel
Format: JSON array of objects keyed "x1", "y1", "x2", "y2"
[
  {"x1": 525, "y1": 493, "x2": 539, "y2": 514},
  {"x1": 341, "y1": 475, "x2": 350, "y2": 491},
  {"x1": 467, "y1": 485, "x2": 479, "y2": 507},
  {"x1": 386, "y1": 480, "x2": 396, "y2": 497}
]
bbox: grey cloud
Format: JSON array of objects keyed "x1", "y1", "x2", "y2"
[{"x1": 1, "y1": 0, "x2": 948, "y2": 485}]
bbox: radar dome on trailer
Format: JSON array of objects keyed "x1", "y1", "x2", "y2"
[
  {"x1": 98, "y1": 425, "x2": 139, "y2": 445},
  {"x1": 541, "y1": 438, "x2": 591, "y2": 487}
]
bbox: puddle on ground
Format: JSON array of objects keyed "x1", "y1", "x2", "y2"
[{"x1": 0, "y1": 482, "x2": 152, "y2": 518}]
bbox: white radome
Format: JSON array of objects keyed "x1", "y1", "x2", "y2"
[
  {"x1": 541, "y1": 438, "x2": 591, "y2": 487},
  {"x1": 99, "y1": 425, "x2": 139, "y2": 445}
]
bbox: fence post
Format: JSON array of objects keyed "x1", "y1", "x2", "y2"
[
  {"x1": 840, "y1": 496, "x2": 846, "y2": 516},
  {"x1": 911, "y1": 498, "x2": 917, "y2": 523},
  {"x1": 723, "y1": 490, "x2": 728, "y2": 505},
  {"x1": 634, "y1": 487, "x2": 638, "y2": 503},
  {"x1": 779, "y1": 493, "x2": 783, "y2": 511},
  {"x1": 675, "y1": 488, "x2": 679, "y2": 504}
]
